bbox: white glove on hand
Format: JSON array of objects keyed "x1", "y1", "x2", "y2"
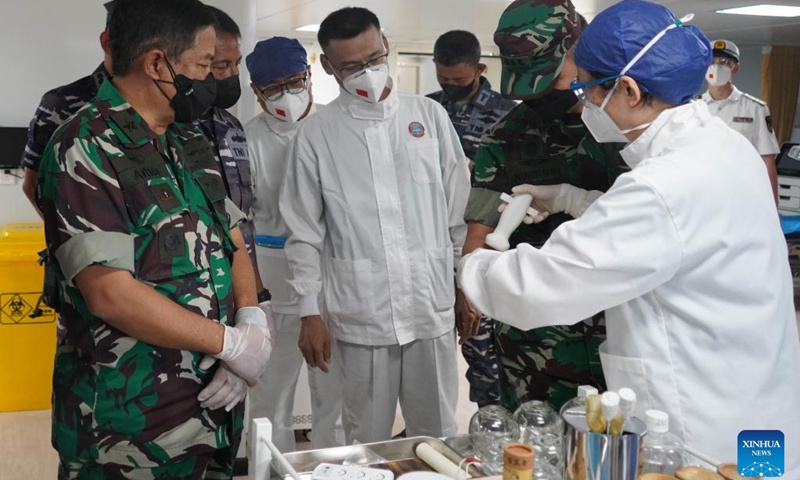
[
  {"x1": 197, "y1": 360, "x2": 247, "y2": 411},
  {"x1": 204, "y1": 306, "x2": 272, "y2": 387},
  {"x1": 259, "y1": 300, "x2": 278, "y2": 346},
  {"x1": 504, "y1": 184, "x2": 598, "y2": 224}
]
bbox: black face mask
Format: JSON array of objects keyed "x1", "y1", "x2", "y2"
[
  {"x1": 213, "y1": 74, "x2": 241, "y2": 109},
  {"x1": 154, "y1": 59, "x2": 217, "y2": 123},
  {"x1": 523, "y1": 88, "x2": 580, "y2": 123},
  {"x1": 440, "y1": 74, "x2": 479, "y2": 102}
]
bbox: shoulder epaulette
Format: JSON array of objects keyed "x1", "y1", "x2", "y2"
[{"x1": 742, "y1": 93, "x2": 767, "y2": 107}]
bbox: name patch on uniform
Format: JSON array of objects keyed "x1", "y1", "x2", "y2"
[
  {"x1": 408, "y1": 122, "x2": 426, "y2": 138},
  {"x1": 733, "y1": 116, "x2": 754, "y2": 123}
]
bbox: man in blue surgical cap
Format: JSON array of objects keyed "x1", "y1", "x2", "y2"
[
  {"x1": 459, "y1": 0, "x2": 800, "y2": 472},
  {"x1": 244, "y1": 37, "x2": 345, "y2": 452}
]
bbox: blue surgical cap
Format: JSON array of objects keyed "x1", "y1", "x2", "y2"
[
  {"x1": 246, "y1": 37, "x2": 308, "y2": 86},
  {"x1": 574, "y1": 0, "x2": 711, "y2": 105}
]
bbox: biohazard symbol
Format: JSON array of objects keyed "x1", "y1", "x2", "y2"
[{"x1": 1, "y1": 294, "x2": 32, "y2": 323}]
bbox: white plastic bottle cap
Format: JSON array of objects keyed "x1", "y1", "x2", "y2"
[
  {"x1": 578, "y1": 385, "x2": 599, "y2": 399},
  {"x1": 600, "y1": 391, "x2": 620, "y2": 421},
  {"x1": 645, "y1": 409, "x2": 669, "y2": 433}
]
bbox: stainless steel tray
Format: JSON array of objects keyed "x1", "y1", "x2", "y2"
[{"x1": 272, "y1": 436, "x2": 486, "y2": 479}]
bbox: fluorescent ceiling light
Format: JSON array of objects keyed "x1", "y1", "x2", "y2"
[
  {"x1": 295, "y1": 24, "x2": 320, "y2": 32},
  {"x1": 716, "y1": 4, "x2": 800, "y2": 17}
]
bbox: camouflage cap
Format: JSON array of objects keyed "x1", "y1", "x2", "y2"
[{"x1": 494, "y1": 0, "x2": 582, "y2": 100}]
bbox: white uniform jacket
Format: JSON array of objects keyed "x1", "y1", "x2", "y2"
[
  {"x1": 701, "y1": 86, "x2": 780, "y2": 156},
  {"x1": 245, "y1": 105, "x2": 317, "y2": 315},
  {"x1": 280, "y1": 86, "x2": 470, "y2": 346},
  {"x1": 459, "y1": 100, "x2": 800, "y2": 474}
]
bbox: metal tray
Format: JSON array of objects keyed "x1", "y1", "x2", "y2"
[{"x1": 272, "y1": 436, "x2": 486, "y2": 480}]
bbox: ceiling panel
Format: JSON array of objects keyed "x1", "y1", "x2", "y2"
[{"x1": 255, "y1": 0, "x2": 800, "y2": 48}]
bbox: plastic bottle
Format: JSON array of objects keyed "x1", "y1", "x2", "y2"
[
  {"x1": 641, "y1": 410, "x2": 684, "y2": 476},
  {"x1": 559, "y1": 385, "x2": 599, "y2": 419}
]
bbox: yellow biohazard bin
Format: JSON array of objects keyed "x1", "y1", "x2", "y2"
[{"x1": 0, "y1": 222, "x2": 57, "y2": 412}]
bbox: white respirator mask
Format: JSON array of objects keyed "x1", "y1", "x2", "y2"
[
  {"x1": 341, "y1": 63, "x2": 390, "y2": 104},
  {"x1": 705, "y1": 64, "x2": 732, "y2": 87},
  {"x1": 264, "y1": 89, "x2": 310, "y2": 123}
]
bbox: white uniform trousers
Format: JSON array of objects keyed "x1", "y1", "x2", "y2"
[
  {"x1": 337, "y1": 330, "x2": 459, "y2": 444},
  {"x1": 248, "y1": 312, "x2": 345, "y2": 452}
]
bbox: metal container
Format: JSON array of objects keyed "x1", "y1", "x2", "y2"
[
  {"x1": 563, "y1": 414, "x2": 647, "y2": 480},
  {"x1": 271, "y1": 436, "x2": 485, "y2": 480}
]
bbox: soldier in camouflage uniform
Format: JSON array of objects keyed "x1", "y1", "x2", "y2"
[
  {"x1": 21, "y1": 2, "x2": 113, "y2": 218},
  {"x1": 38, "y1": 1, "x2": 272, "y2": 478},
  {"x1": 427, "y1": 30, "x2": 516, "y2": 408},
  {"x1": 196, "y1": 7, "x2": 266, "y2": 300},
  {"x1": 462, "y1": 0, "x2": 628, "y2": 412}
]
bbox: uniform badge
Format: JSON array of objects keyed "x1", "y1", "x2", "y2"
[
  {"x1": 714, "y1": 40, "x2": 726, "y2": 50},
  {"x1": 732, "y1": 116, "x2": 753, "y2": 123},
  {"x1": 408, "y1": 122, "x2": 426, "y2": 138},
  {"x1": 766, "y1": 115, "x2": 774, "y2": 133}
]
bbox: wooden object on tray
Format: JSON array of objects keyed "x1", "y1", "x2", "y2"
[{"x1": 675, "y1": 466, "x2": 725, "y2": 480}]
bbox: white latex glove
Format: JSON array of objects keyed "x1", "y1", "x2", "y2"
[
  {"x1": 197, "y1": 361, "x2": 247, "y2": 411},
  {"x1": 200, "y1": 306, "x2": 272, "y2": 387},
  {"x1": 259, "y1": 300, "x2": 278, "y2": 346},
  {"x1": 502, "y1": 184, "x2": 600, "y2": 224}
]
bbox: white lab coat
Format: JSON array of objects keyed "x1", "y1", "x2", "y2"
[
  {"x1": 280, "y1": 86, "x2": 470, "y2": 346},
  {"x1": 244, "y1": 105, "x2": 345, "y2": 452},
  {"x1": 245, "y1": 105, "x2": 317, "y2": 314},
  {"x1": 459, "y1": 100, "x2": 800, "y2": 474}
]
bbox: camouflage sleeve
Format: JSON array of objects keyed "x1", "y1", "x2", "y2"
[
  {"x1": 466, "y1": 128, "x2": 510, "y2": 227},
  {"x1": 40, "y1": 132, "x2": 135, "y2": 285},
  {"x1": 22, "y1": 91, "x2": 71, "y2": 171},
  {"x1": 465, "y1": 187, "x2": 503, "y2": 227}
]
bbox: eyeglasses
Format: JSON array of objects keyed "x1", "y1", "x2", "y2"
[
  {"x1": 333, "y1": 52, "x2": 389, "y2": 77},
  {"x1": 711, "y1": 57, "x2": 736, "y2": 68},
  {"x1": 258, "y1": 75, "x2": 308, "y2": 101},
  {"x1": 570, "y1": 76, "x2": 650, "y2": 105}
]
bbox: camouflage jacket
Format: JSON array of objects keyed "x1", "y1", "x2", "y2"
[
  {"x1": 196, "y1": 108, "x2": 257, "y2": 263},
  {"x1": 38, "y1": 78, "x2": 244, "y2": 468},
  {"x1": 427, "y1": 77, "x2": 517, "y2": 160},
  {"x1": 22, "y1": 63, "x2": 108, "y2": 172},
  {"x1": 468, "y1": 102, "x2": 628, "y2": 247}
]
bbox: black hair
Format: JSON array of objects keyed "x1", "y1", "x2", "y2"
[
  {"x1": 712, "y1": 51, "x2": 739, "y2": 64},
  {"x1": 206, "y1": 5, "x2": 241, "y2": 39},
  {"x1": 588, "y1": 70, "x2": 655, "y2": 106},
  {"x1": 433, "y1": 31, "x2": 481, "y2": 67},
  {"x1": 108, "y1": 0, "x2": 216, "y2": 77},
  {"x1": 104, "y1": 1, "x2": 117, "y2": 29},
  {"x1": 318, "y1": 7, "x2": 381, "y2": 51}
]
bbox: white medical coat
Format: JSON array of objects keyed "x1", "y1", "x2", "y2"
[
  {"x1": 280, "y1": 87, "x2": 470, "y2": 346},
  {"x1": 244, "y1": 105, "x2": 317, "y2": 314},
  {"x1": 459, "y1": 100, "x2": 800, "y2": 474}
]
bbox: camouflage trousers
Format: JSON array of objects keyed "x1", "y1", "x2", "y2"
[
  {"x1": 493, "y1": 314, "x2": 607, "y2": 413},
  {"x1": 58, "y1": 445, "x2": 237, "y2": 480},
  {"x1": 461, "y1": 315, "x2": 501, "y2": 407}
]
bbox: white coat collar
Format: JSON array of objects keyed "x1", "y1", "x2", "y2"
[
  {"x1": 701, "y1": 85, "x2": 742, "y2": 105},
  {"x1": 262, "y1": 103, "x2": 317, "y2": 138},
  {"x1": 620, "y1": 100, "x2": 711, "y2": 169},
  {"x1": 336, "y1": 83, "x2": 400, "y2": 121}
]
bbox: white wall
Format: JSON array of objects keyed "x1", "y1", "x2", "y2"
[{"x1": 0, "y1": 0, "x2": 257, "y2": 225}]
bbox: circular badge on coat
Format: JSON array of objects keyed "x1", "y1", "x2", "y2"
[{"x1": 408, "y1": 122, "x2": 426, "y2": 138}]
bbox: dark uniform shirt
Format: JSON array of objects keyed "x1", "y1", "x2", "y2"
[
  {"x1": 39, "y1": 78, "x2": 244, "y2": 471},
  {"x1": 22, "y1": 63, "x2": 108, "y2": 172},
  {"x1": 427, "y1": 77, "x2": 516, "y2": 160},
  {"x1": 197, "y1": 108, "x2": 257, "y2": 265}
]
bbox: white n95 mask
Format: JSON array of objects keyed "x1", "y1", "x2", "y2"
[
  {"x1": 342, "y1": 63, "x2": 389, "y2": 104},
  {"x1": 706, "y1": 64, "x2": 731, "y2": 87},
  {"x1": 581, "y1": 83, "x2": 652, "y2": 144},
  {"x1": 265, "y1": 89, "x2": 309, "y2": 123}
]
